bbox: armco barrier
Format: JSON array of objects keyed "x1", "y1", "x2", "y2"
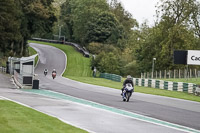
[
  {"x1": 133, "y1": 78, "x2": 197, "y2": 94},
  {"x1": 100, "y1": 73, "x2": 121, "y2": 82},
  {"x1": 164, "y1": 81, "x2": 168, "y2": 90},
  {"x1": 155, "y1": 80, "x2": 160, "y2": 88},
  {"x1": 168, "y1": 82, "x2": 173, "y2": 91},
  {"x1": 136, "y1": 79, "x2": 139, "y2": 86},
  {"x1": 183, "y1": 83, "x2": 188, "y2": 92},
  {"x1": 148, "y1": 79, "x2": 152, "y2": 87},
  {"x1": 173, "y1": 82, "x2": 178, "y2": 91},
  {"x1": 141, "y1": 79, "x2": 145, "y2": 86}
]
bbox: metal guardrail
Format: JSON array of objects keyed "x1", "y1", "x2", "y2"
[
  {"x1": 0, "y1": 66, "x2": 6, "y2": 73},
  {"x1": 100, "y1": 73, "x2": 121, "y2": 82},
  {"x1": 133, "y1": 78, "x2": 198, "y2": 95},
  {"x1": 31, "y1": 38, "x2": 90, "y2": 58}
]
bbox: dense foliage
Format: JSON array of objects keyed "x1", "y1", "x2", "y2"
[
  {"x1": 59, "y1": 0, "x2": 137, "y2": 76},
  {"x1": 0, "y1": 0, "x2": 56, "y2": 57},
  {"x1": 1, "y1": 0, "x2": 200, "y2": 77},
  {"x1": 135, "y1": 0, "x2": 200, "y2": 73}
]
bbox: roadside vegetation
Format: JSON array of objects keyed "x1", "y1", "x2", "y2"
[
  {"x1": 0, "y1": 100, "x2": 88, "y2": 133},
  {"x1": 28, "y1": 47, "x2": 38, "y2": 66},
  {"x1": 29, "y1": 40, "x2": 200, "y2": 102}
]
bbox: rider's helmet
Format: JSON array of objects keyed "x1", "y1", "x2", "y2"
[{"x1": 127, "y1": 75, "x2": 132, "y2": 79}]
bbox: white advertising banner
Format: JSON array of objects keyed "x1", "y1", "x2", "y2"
[{"x1": 187, "y1": 50, "x2": 200, "y2": 65}]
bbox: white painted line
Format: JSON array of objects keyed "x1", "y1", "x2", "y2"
[
  {"x1": 0, "y1": 96, "x2": 5, "y2": 100},
  {"x1": 31, "y1": 89, "x2": 200, "y2": 133}
]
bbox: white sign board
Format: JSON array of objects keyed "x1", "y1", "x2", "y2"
[{"x1": 187, "y1": 50, "x2": 200, "y2": 65}]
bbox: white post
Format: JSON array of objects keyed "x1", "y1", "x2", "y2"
[
  {"x1": 152, "y1": 58, "x2": 156, "y2": 79},
  {"x1": 174, "y1": 69, "x2": 176, "y2": 79},
  {"x1": 160, "y1": 70, "x2": 162, "y2": 79},
  {"x1": 195, "y1": 69, "x2": 197, "y2": 79},
  {"x1": 156, "y1": 71, "x2": 157, "y2": 79}
]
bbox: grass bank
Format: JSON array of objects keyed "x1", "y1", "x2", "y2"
[
  {"x1": 29, "y1": 40, "x2": 92, "y2": 77},
  {"x1": 29, "y1": 40, "x2": 200, "y2": 102},
  {"x1": 28, "y1": 46, "x2": 38, "y2": 66},
  {"x1": 0, "y1": 100, "x2": 87, "y2": 133}
]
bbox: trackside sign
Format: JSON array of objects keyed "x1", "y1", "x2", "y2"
[{"x1": 187, "y1": 50, "x2": 200, "y2": 65}]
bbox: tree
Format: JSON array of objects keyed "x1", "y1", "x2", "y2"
[
  {"x1": 86, "y1": 12, "x2": 123, "y2": 44},
  {"x1": 134, "y1": 0, "x2": 200, "y2": 74},
  {"x1": 0, "y1": 0, "x2": 56, "y2": 57},
  {"x1": 0, "y1": 0, "x2": 22, "y2": 56}
]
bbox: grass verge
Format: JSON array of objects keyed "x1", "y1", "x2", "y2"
[
  {"x1": 0, "y1": 100, "x2": 87, "y2": 133},
  {"x1": 28, "y1": 40, "x2": 200, "y2": 102},
  {"x1": 28, "y1": 46, "x2": 38, "y2": 66},
  {"x1": 29, "y1": 40, "x2": 92, "y2": 77}
]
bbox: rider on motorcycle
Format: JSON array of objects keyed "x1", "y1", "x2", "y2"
[
  {"x1": 52, "y1": 69, "x2": 57, "y2": 79},
  {"x1": 121, "y1": 75, "x2": 134, "y2": 96},
  {"x1": 44, "y1": 68, "x2": 48, "y2": 75},
  {"x1": 52, "y1": 69, "x2": 57, "y2": 74}
]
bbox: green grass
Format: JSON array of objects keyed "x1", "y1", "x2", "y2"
[
  {"x1": 0, "y1": 100, "x2": 88, "y2": 133},
  {"x1": 29, "y1": 40, "x2": 92, "y2": 77},
  {"x1": 67, "y1": 76, "x2": 200, "y2": 102},
  {"x1": 28, "y1": 40, "x2": 200, "y2": 102},
  {"x1": 28, "y1": 46, "x2": 38, "y2": 66}
]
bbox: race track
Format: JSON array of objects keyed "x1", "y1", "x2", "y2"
[{"x1": 28, "y1": 43, "x2": 200, "y2": 133}]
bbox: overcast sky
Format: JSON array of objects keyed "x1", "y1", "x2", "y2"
[{"x1": 119, "y1": 0, "x2": 160, "y2": 26}]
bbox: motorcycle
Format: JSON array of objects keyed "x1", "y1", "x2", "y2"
[
  {"x1": 122, "y1": 83, "x2": 134, "y2": 102},
  {"x1": 44, "y1": 71, "x2": 48, "y2": 76},
  {"x1": 52, "y1": 72, "x2": 56, "y2": 79}
]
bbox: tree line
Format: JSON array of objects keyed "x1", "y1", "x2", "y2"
[
  {"x1": 58, "y1": 0, "x2": 200, "y2": 77},
  {"x1": 0, "y1": 0, "x2": 56, "y2": 57},
  {"x1": 1, "y1": 0, "x2": 200, "y2": 77}
]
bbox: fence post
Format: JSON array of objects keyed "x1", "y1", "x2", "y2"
[
  {"x1": 156, "y1": 71, "x2": 157, "y2": 79},
  {"x1": 160, "y1": 70, "x2": 162, "y2": 79},
  {"x1": 184, "y1": 69, "x2": 187, "y2": 79},
  {"x1": 174, "y1": 69, "x2": 176, "y2": 79},
  {"x1": 195, "y1": 69, "x2": 197, "y2": 79}
]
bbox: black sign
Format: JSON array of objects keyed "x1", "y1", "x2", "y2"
[
  {"x1": 173, "y1": 50, "x2": 187, "y2": 65},
  {"x1": 23, "y1": 76, "x2": 32, "y2": 84}
]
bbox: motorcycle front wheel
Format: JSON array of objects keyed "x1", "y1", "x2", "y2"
[{"x1": 126, "y1": 92, "x2": 131, "y2": 102}]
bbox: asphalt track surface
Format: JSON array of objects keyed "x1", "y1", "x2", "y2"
[
  {"x1": 1, "y1": 43, "x2": 199, "y2": 133},
  {"x1": 29, "y1": 43, "x2": 200, "y2": 132}
]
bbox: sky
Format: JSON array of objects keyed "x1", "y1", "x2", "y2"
[{"x1": 119, "y1": 0, "x2": 160, "y2": 26}]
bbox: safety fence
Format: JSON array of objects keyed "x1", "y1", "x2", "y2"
[
  {"x1": 100, "y1": 73, "x2": 121, "y2": 82},
  {"x1": 133, "y1": 78, "x2": 196, "y2": 94},
  {"x1": 141, "y1": 69, "x2": 200, "y2": 79},
  {"x1": 31, "y1": 38, "x2": 90, "y2": 58},
  {"x1": 0, "y1": 66, "x2": 6, "y2": 73}
]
